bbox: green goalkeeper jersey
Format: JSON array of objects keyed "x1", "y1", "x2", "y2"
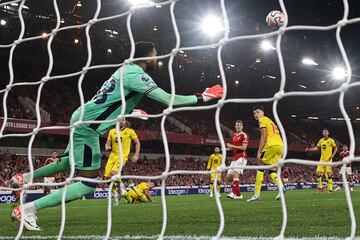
[{"x1": 70, "y1": 64, "x2": 198, "y2": 136}]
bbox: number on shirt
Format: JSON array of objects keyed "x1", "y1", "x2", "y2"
[
  {"x1": 271, "y1": 122, "x2": 280, "y2": 135},
  {"x1": 92, "y1": 78, "x2": 116, "y2": 104}
]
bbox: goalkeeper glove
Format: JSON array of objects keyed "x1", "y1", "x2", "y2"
[{"x1": 197, "y1": 84, "x2": 224, "y2": 102}]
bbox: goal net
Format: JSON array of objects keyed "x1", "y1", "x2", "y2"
[{"x1": 0, "y1": 0, "x2": 360, "y2": 239}]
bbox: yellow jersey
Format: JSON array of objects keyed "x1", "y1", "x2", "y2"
[
  {"x1": 107, "y1": 127, "x2": 138, "y2": 161},
  {"x1": 317, "y1": 137, "x2": 336, "y2": 162},
  {"x1": 258, "y1": 116, "x2": 283, "y2": 148},
  {"x1": 207, "y1": 153, "x2": 222, "y2": 170},
  {"x1": 136, "y1": 182, "x2": 149, "y2": 194}
]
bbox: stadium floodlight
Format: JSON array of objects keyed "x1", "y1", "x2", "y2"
[
  {"x1": 260, "y1": 40, "x2": 275, "y2": 51},
  {"x1": 107, "y1": 48, "x2": 112, "y2": 54},
  {"x1": 201, "y1": 15, "x2": 224, "y2": 36},
  {"x1": 74, "y1": 39, "x2": 79, "y2": 44},
  {"x1": 76, "y1": 1, "x2": 82, "y2": 7},
  {"x1": 0, "y1": 19, "x2": 6, "y2": 26},
  {"x1": 235, "y1": 80, "x2": 239, "y2": 85},
  {"x1": 332, "y1": 66, "x2": 347, "y2": 80},
  {"x1": 302, "y1": 58, "x2": 318, "y2": 66}
]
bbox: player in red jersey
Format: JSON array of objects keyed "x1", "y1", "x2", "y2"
[
  {"x1": 225, "y1": 120, "x2": 249, "y2": 200},
  {"x1": 335, "y1": 145, "x2": 353, "y2": 192},
  {"x1": 282, "y1": 167, "x2": 289, "y2": 188},
  {"x1": 43, "y1": 151, "x2": 59, "y2": 196}
]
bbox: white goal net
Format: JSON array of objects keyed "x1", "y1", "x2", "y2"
[{"x1": 1, "y1": 0, "x2": 360, "y2": 239}]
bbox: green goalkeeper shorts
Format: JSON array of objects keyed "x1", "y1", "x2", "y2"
[{"x1": 64, "y1": 133, "x2": 101, "y2": 171}]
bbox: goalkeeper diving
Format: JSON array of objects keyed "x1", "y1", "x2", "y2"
[{"x1": 8, "y1": 42, "x2": 224, "y2": 231}]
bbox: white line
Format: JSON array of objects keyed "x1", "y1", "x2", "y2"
[{"x1": 0, "y1": 236, "x2": 359, "y2": 240}]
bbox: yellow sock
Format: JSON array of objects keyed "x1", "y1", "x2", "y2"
[
  {"x1": 255, "y1": 171, "x2": 264, "y2": 196},
  {"x1": 124, "y1": 191, "x2": 133, "y2": 203},
  {"x1": 111, "y1": 184, "x2": 118, "y2": 195},
  {"x1": 328, "y1": 178, "x2": 333, "y2": 191},
  {"x1": 270, "y1": 172, "x2": 283, "y2": 188},
  {"x1": 317, "y1": 176, "x2": 323, "y2": 189},
  {"x1": 210, "y1": 183, "x2": 214, "y2": 194},
  {"x1": 217, "y1": 184, "x2": 221, "y2": 193}
]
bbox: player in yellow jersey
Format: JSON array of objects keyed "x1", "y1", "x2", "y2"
[
  {"x1": 305, "y1": 128, "x2": 337, "y2": 193},
  {"x1": 206, "y1": 147, "x2": 222, "y2": 197},
  {"x1": 104, "y1": 118, "x2": 140, "y2": 205},
  {"x1": 248, "y1": 106, "x2": 286, "y2": 202},
  {"x1": 124, "y1": 182, "x2": 155, "y2": 203}
]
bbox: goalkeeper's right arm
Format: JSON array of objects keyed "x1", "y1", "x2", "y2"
[{"x1": 146, "y1": 85, "x2": 223, "y2": 107}]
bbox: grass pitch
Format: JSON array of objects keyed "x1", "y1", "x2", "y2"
[{"x1": 0, "y1": 189, "x2": 359, "y2": 239}]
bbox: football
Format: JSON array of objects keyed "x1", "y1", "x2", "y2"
[{"x1": 266, "y1": 10, "x2": 285, "y2": 29}]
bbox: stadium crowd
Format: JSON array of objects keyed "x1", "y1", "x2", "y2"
[{"x1": 1, "y1": 150, "x2": 358, "y2": 190}]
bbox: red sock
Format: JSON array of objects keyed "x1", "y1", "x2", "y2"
[{"x1": 232, "y1": 178, "x2": 240, "y2": 196}]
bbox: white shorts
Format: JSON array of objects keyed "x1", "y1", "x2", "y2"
[
  {"x1": 227, "y1": 158, "x2": 247, "y2": 175},
  {"x1": 283, "y1": 178, "x2": 289, "y2": 183},
  {"x1": 340, "y1": 166, "x2": 352, "y2": 175},
  {"x1": 44, "y1": 177, "x2": 55, "y2": 184}
]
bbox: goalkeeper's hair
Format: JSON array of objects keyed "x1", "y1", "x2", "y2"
[
  {"x1": 134, "y1": 42, "x2": 155, "y2": 58},
  {"x1": 235, "y1": 120, "x2": 243, "y2": 125}
]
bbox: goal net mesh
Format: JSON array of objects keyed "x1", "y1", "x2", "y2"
[{"x1": 0, "y1": 0, "x2": 359, "y2": 239}]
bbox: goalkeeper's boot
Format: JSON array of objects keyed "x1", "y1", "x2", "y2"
[
  {"x1": 247, "y1": 195, "x2": 260, "y2": 202},
  {"x1": 9, "y1": 174, "x2": 24, "y2": 188},
  {"x1": 209, "y1": 192, "x2": 214, "y2": 197},
  {"x1": 334, "y1": 186, "x2": 341, "y2": 192},
  {"x1": 275, "y1": 187, "x2": 287, "y2": 200},
  {"x1": 11, "y1": 206, "x2": 40, "y2": 231}
]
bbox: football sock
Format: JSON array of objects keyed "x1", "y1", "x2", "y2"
[
  {"x1": 34, "y1": 181, "x2": 96, "y2": 211},
  {"x1": 232, "y1": 178, "x2": 240, "y2": 196},
  {"x1": 317, "y1": 176, "x2": 323, "y2": 189},
  {"x1": 23, "y1": 156, "x2": 70, "y2": 183},
  {"x1": 255, "y1": 170, "x2": 264, "y2": 196},
  {"x1": 270, "y1": 171, "x2": 283, "y2": 188},
  {"x1": 209, "y1": 183, "x2": 214, "y2": 194}
]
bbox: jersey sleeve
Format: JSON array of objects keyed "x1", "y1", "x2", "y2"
[
  {"x1": 129, "y1": 129, "x2": 138, "y2": 140},
  {"x1": 243, "y1": 133, "x2": 249, "y2": 144},
  {"x1": 258, "y1": 117, "x2": 267, "y2": 129},
  {"x1": 331, "y1": 139, "x2": 337, "y2": 147},
  {"x1": 128, "y1": 73, "x2": 158, "y2": 95}
]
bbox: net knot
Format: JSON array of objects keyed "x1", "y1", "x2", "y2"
[
  {"x1": 88, "y1": 19, "x2": 96, "y2": 25},
  {"x1": 124, "y1": 59, "x2": 132, "y2": 65},
  {"x1": 274, "y1": 90, "x2": 284, "y2": 100},
  {"x1": 65, "y1": 178, "x2": 72, "y2": 185},
  {"x1": 161, "y1": 172, "x2": 168, "y2": 179},
  {"x1": 217, "y1": 99, "x2": 225, "y2": 108},
  {"x1": 41, "y1": 76, "x2": 50, "y2": 83},
  {"x1": 163, "y1": 108, "x2": 172, "y2": 115},
  {"x1": 5, "y1": 84, "x2": 12, "y2": 92},
  {"x1": 14, "y1": 39, "x2": 21, "y2": 45},
  {"x1": 171, "y1": 48, "x2": 179, "y2": 55},
  {"x1": 219, "y1": 38, "x2": 228, "y2": 46},
  {"x1": 340, "y1": 82, "x2": 349, "y2": 92},
  {"x1": 32, "y1": 128, "x2": 39, "y2": 135},
  {"x1": 82, "y1": 67, "x2": 88, "y2": 74},
  {"x1": 337, "y1": 19, "x2": 348, "y2": 27}
]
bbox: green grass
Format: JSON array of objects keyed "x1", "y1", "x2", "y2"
[{"x1": 0, "y1": 189, "x2": 359, "y2": 239}]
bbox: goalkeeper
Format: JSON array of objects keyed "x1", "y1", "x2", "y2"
[
  {"x1": 9, "y1": 42, "x2": 223, "y2": 231},
  {"x1": 124, "y1": 182, "x2": 155, "y2": 203}
]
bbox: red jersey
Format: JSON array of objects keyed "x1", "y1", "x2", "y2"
[
  {"x1": 232, "y1": 132, "x2": 249, "y2": 160},
  {"x1": 282, "y1": 169, "x2": 289, "y2": 178},
  {"x1": 44, "y1": 157, "x2": 58, "y2": 177},
  {"x1": 340, "y1": 151, "x2": 351, "y2": 167}
]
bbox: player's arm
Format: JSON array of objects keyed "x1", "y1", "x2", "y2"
[
  {"x1": 331, "y1": 141, "x2": 338, "y2": 160},
  {"x1": 146, "y1": 85, "x2": 223, "y2": 107},
  {"x1": 105, "y1": 131, "x2": 112, "y2": 151},
  {"x1": 206, "y1": 156, "x2": 212, "y2": 170},
  {"x1": 257, "y1": 128, "x2": 267, "y2": 160},
  {"x1": 226, "y1": 143, "x2": 248, "y2": 151},
  {"x1": 131, "y1": 137, "x2": 140, "y2": 163},
  {"x1": 143, "y1": 189, "x2": 153, "y2": 202},
  {"x1": 305, "y1": 139, "x2": 321, "y2": 152}
]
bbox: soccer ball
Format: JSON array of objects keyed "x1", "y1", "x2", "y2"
[{"x1": 266, "y1": 10, "x2": 285, "y2": 29}]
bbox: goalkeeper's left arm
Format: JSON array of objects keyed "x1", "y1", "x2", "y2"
[{"x1": 146, "y1": 85, "x2": 223, "y2": 107}]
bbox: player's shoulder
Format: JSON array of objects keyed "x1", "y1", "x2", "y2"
[
  {"x1": 241, "y1": 131, "x2": 249, "y2": 138},
  {"x1": 259, "y1": 116, "x2": 270, "y2": 124}
]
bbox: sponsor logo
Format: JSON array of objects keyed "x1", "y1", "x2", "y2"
[
  {"x1": 224, "y1": 187, "x2": 232, "y2": 193},
  {"x1": 246, "y1": 186, "x2": 255, "y2": 192},
  {"x1": 287, "y1": 185, "x2": 297, "y2": 190},
  {"x1": 93, "y1": 191, "x2": 109, "y2": 199},
  {"x1": 267, "y1": 186, "x2": 278, "y2": 191},
  {"x1": 0, "y1": 195, "x2": 17, "y2": 203},
  {"x1": 168, "y1": 189, "x2": 188, "y2": 195},
  {"x1": 302, "y1": 185, "x2": 312, "y2": 189},
  {"x1": 198, "y1": 188, "x2": 210, "y2": 194}
]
